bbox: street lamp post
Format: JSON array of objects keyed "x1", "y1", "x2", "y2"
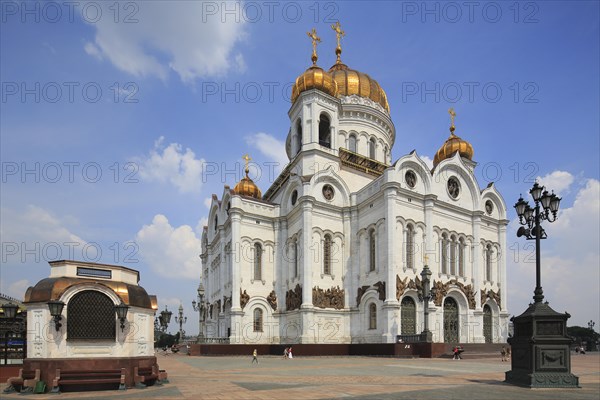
[
  {"x1": 157, "y1": 306, "x2": 172, "y2": 333},
  {"x1": 1, "y1": 303, "x2": 18, "y2": 366},
  {"x1": 588, "y1": 320, "x2": 595, "y2": 332},
  {"x1": 175, "y1": 304, "x2": 187, "y2": 341},
  {"x1": 418, "y1": 260, "x2": 435, "y2": 343},
  {"x1": 191, "y1": 283, "x2": 205, "y2": 341},
  {"x1": 506, "y1": 182, "x2": 579, "y2": 388}
]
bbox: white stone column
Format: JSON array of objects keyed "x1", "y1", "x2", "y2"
[
  {"x1": 472, "y1": 211, "x2": 484, "y2": 343},
  {"x1": 301, "y1": 200, "x2": 314, "y2": 307},
  {"x1": 300, "y1": 198, "x2": 314, "y2": 343},
  {"x1": 423, "y1": 195, "x2": 436, "y2": 273},
  {"x1": 229, "y1": 211, "x2": 243, "y2": 343}
]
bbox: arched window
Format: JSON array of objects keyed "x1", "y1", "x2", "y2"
[
  {"x1": 369, "y1": 229, "x2": 376, "y2": 272},
  {"x1": 384, "y1": 145, "x2": 389, "y2": 164},
  {"x1": 458, "y1": 238, "x2": 465, "y2": 277},
  {"x1": 369, "y1": 137, "x2": 376, "y2": 159},
  {"x1": 369, "y1": 303, "x2": 377, "y2": 329},
  {"x1": 254, "y1": 243, "x2": 262, "y2": 281},
  {"x1": 319, "y1": 114, "x2": 331, "y2": 148},
  {"x1": 214, "y1": 215, "x2": 218, "y2": 232},
  {"x1": 323, "y1": 234, "x2": 332, "y2": 275},
  {"x1": 405, "y1": 224, "x2": 414, "y2": 270},
  {"x1": 450, "y1": 235, "x2": 457, "y2": 276},
  {"x1": 253, "y1": 308, "x2": 263, "y2": 332},
  {"x1": 401, "y1": 296, "x2": 416, "y2": 334},
  {"x1": 348, "y1": 134, "x2": 357, "y2": 153},
  {"x1": 441, "y1": 234, "x2": 449, "y2": 274},
  {"x1": 485, "y1": 244, "x2": 492, "y2": 282},
  {"x1": 67, "y1": 290, "x2": 115, "y2": 340},
  {"x1": 296, "y1": 119, "x2": 302, "y2": 155}
]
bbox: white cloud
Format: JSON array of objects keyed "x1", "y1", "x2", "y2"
[
  {"x1": 203, "y1": 197, "x2": 212, "y2": 209},
  {"x1": 536, "y1": 170, "x2": 574, "y2": 196},
  {"x1": 0, "y1": 205, "x2": 87, "y2": 299},
  {"x1": 4, "y1": 280, "x2": 30, "y2": 301},
  {"x1": 245, "y1": 132, "x2": 288, "y2": 176},
  {"x1": 420, "y1": 155, "x2": 434, "y2": 170},
  {"x1": 81, "y1": 1, "x2": 246, "y2": 83},
  {"x1": 195, "y1": 217, "x2": 208, "y2": 236},
  {"x1": 136, "y1": 136, "x2": 205, "y2": 193},
  {"x1": 507, "y1": 177, "x2": 600, "y2": 327},
  {"x1": 135, "y1": 214, "x2": 202, "y2": 280},
  {"x1": 0, "y1": 205, "x2": 86, "y2": 250},
  {"x1": 84, "y1": 41, "x2": 102, "y2": 60}
]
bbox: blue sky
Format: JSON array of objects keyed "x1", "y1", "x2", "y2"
[{"x1": 1, "y1": 1, "x2": 599, "y2": 335}]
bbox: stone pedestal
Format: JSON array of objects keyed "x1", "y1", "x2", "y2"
[{"x1": 505, "y1": 302, "x2": 579, "y2": 388}]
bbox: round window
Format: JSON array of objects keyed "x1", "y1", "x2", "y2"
[
  {"x1": 447, "y1": 177, "x2": 460, "y2": 199},
  {"x1": 485, "y1": 200, "x2": 494, "y2": 215},
  {"x1": 322, "y1": 184, "x2": 335, "y2": 201},
  {"x1": 405, "y1": 170, "x2": 417, "y2": 189}
]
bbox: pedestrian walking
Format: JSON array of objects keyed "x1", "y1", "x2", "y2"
[
  {"x1": 501, "y1": 346, "x2": 507, "y2": 362},
  {"x1": 252, "y1": 348, "x2": 259, "y2": 364},
  {"x1": 288, "y1": 347, "x2": 293, "y2": 359},
  {"x1": 283, "y1": 347, "x2": 289, "y2": 359}
]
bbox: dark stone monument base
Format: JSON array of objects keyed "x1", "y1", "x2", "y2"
[
  {"x1": 505, "y1": 370, "x2": 580, "y2": 388},
  {"x1": 505, "y1": 301, "x2": 580, "y2": 389}
]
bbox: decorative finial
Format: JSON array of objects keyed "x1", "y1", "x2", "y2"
[
  {"x1": 307, "y1": 28, "x2": 321, "y2": 65},
  {"x1": 448, "y1": 108, "x2": 456, "y2": 134},
  {"x1": 242, "y1": 154, "x2": 251, "y2": 176},
  {"x1": 331, "y1": 21, "x2": 345, "y2": 64}
]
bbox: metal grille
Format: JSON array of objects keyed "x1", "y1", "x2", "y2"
[
  {"x1": 443, "y1": 297, "x2": 459, "y2": 343},
  {"x1": 483, "y1": 305, "x2": 492, "y2": 343},
  {"x1": 67, "y1": 290, "x2": 115, "y2": 340},
  {"x1": 400, "y1": 297, "x2": 416, "y2": 334}
]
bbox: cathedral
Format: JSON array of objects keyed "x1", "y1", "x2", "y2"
[{"x1": 200, "y1": 24, "x2": 509, "y2": 345}]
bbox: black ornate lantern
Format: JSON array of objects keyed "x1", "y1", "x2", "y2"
[{"x1": 47, "y1": 300, "x2": 65, "y2": 331}]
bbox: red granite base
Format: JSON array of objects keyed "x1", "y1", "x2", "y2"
[
  {"x1": 22, "y1": 356, "x2": 160, "y2": 390},
  {"x1": 189, "y1": 342, "x2": 449, "y2": 358}
]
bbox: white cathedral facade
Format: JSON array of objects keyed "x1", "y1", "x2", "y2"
[{"x1": 200, "y1": 26, "x2": 509, "y2": 345}]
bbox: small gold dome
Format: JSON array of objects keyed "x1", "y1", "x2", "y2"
[
  {"x1": 291, "y1": 65, "x2": 338, "y2": 104},
  {"x1": 433, "y1": 127, "x2": 474, "y2": 167},
  {"x1": 234, "y1": 171, "x2": 262, "y2": 199},
  {"x1": 328, "y1": 62, "x2": 390, "y2": 113}
]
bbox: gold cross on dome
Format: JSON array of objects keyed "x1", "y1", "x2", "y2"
[
  {"x1": 331, "y1": 22, "x2": 345, "y2": 63},
  {"x1": 448, "y1": 108, "x2": 457, "y2": 131},
  {"x1": 242, "y1": 154, "x2": 251, "y2": 174},
  {"x1": 307, "y1": 28, "x2": 321, "y2": 65}
]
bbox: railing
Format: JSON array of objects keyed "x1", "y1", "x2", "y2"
[
  {"x1": 196, "y1": 337, "x2": 230, "y2": 344},
  {"x1": 396, "y1": 334, "x2": 426, "y2": 343}
]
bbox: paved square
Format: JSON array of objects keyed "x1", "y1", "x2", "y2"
[{"x1": 2, "y1": 353, "x2": 598, "y2": 399}]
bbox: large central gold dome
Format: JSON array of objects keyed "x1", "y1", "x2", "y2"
[{"x1": 328, "y1": 62, "x2": 390, "y2": 113}]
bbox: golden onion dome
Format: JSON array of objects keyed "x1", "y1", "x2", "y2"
[
  {"x1": 328, "y1": 62, "x2": 390, "y2": 113},
  {"x1": 234, "y1": 154, "x2": 262, "y2": 199},
  {"x1": 433, "y1": 125, "x2": 474, "y2": 167},
  {"x1": 291, "y1": 65, "x2": 338, "y2": 104}
]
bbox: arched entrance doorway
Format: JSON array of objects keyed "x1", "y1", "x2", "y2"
[
  {"x1": 483, "y1": 304, "x2": 492, "y2": 343},
  {"x1": 443, "y1": 297, "x2": 459, "y2": 343},
  {"x1": 400, "y1": 296, "x2": 416, "y2": 334}
]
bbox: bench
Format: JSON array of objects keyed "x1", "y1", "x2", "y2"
[
  {"x1": 3, "y1": 369, "x2": 41, "y2": 393},
  {"x1": 133, "y1": 366, "x2": 159, "y2": 388},
  {"x1": 51, "y1": 368, "x2": 126, "y2": 393}
]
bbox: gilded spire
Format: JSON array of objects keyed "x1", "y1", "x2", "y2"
[
  {"x1": 448, "y1": 107, "x2": 457, "y2": 134},
  {"x1": 242, "y1": 153, "x2": 251, "y2": 176},
  {"x1": 307, "y1": 28, "x2": 321, "y2": 65},
  {"x1": 331, "y1": 21, "x2": 345, "y2": 64}
]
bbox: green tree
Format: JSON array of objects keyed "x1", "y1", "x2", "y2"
[{"x1": 567, "y1": 326, "x2": 599, "y2": 351}]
